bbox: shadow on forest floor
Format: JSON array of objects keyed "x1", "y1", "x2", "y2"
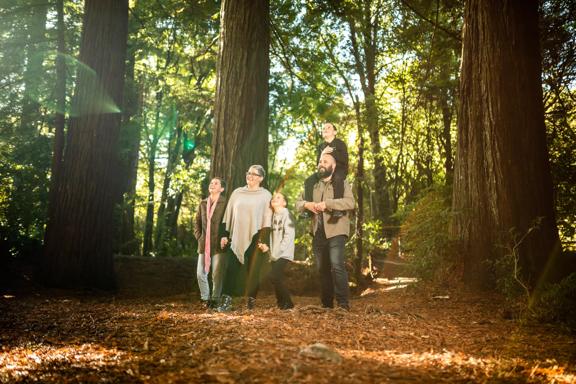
[{"x1": 1, "y1": 277, "x2": 575, "y2": 383}]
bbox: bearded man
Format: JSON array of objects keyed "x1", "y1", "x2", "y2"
[{"x1": 296, "y1": 153, "x2": 355, "y2": 310}]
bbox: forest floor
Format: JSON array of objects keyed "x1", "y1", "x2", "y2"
[{"x1": 1, "y1": 278, "x2": 575, "y2": 384}]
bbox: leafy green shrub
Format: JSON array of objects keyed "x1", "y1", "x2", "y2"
[
  {"x1": 399, "y1": 185, "x2": 458, "y2": 281},
  {"x1": 530, "y1": 273, "x2": 576, "y2": 329}
]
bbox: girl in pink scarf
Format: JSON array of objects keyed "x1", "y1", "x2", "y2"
[{"x1": 194, "y1": 177, "x2": 228, "y2": 308}]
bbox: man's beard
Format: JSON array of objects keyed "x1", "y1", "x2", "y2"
[{"x1": 317, "y1": 165, "x2": 334, "y2": 179}]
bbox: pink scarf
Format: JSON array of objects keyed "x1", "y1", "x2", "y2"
[{"x1": 204, "y1": 196, "x2": 218, "y2": 273}]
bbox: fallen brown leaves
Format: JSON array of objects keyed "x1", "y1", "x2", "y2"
[{"x1": 1, "y1": 281, "x2": 575, "y2": 383}]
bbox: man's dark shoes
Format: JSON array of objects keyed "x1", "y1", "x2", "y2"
[
  {"x1": 247, "y1": 297, "x2": 256, "y2": 310},
  {"x1": 337, "y1": 303, "x2": 350, "y2": 311}
]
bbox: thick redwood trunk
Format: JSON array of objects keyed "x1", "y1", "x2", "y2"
[
  {"x1": 210, "y1": 0, "x2": 270, "y2": 190},
  {"x1": 42, "y1": 0, "x2": 129, "y2": 289},
  {"x1": 453, "y1": 0, "x2": 560, "y2": 289}
]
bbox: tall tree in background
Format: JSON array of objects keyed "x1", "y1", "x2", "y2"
[
  {"x1": 325, "y1": 0, "x2": 391, "y2": 224},
  {"x1": 19, "y1": 0, "x2": 47, "y2": 134},
  {"x1": 116, "y1": 0, "x2": 143, "y2": 256},
  {"x1": 452, "y1": 0, "x2": 561, "y2": 289},
  {"x1": 47, "y1": 0, "x2": 67, "y2": 229},
  {"x1": 42, "y1": 0, "x2": 129, "y2": 289},
  {"x1": 210, "y1": 0, "x2": 270, "y2": 190}
]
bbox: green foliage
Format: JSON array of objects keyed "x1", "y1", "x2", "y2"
[
  {"x1": 531, "y1": 273, "x2": 576, "y2": 329},
  {"x1": 488, "y1": 219, "x2": 545, "y2": 299},
  {"x1": 541, "y1": 0, "x2": 576, "y2": 250},
  {"x1": 399, "y1": 185, "x2": 457, "y2": 280},
  {"x1": 489, "y1": 249, "x2": 528, "y2": 300}
]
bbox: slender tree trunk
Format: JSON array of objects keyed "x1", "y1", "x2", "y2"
[
  {"x1": 210, "y1": 0, "x2": 270, "y2": 190},
  {"x1": 439, "y1": 87, "x2": 454, "y2": 184},
  {"x1": 347, "y1": 4, "x2": 391, "y2": 226},
  {"x1": 142, "y1": 138, "x2": 157, "y2": 257},
  {"x1": 142, "y1": 89, "x2": 164, "y2": 257},
  {"x1": 20, "y1": 0, "x2": 47, "y2": 134},
  {"x1": 393, "y1": 74, "x2": 408, "y2": 212},
  {"x1": 425, "y1": 101, "x2": 434, "y2": 186},
  {"x1": 117, "y1": 2, "x2": 142, "y2": 256},
  {"x1": 452, "y1": 0, "x2": 560, "y2": 289},
  {"x1": 353, "y1": 98, "x2": 365, "y2": 286},
  {"x1": 42, "y1": 0, "x2": 129, "y2": 289},
  {"x1": 155, "y1": 108, "x2": 181, "y2": 257},
  {"x1": 47, "y1": 0, "x2": 66, "y2": 223}
]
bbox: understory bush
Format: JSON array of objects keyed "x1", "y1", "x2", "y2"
[
  {"x1": 530, "y1": 273, "x2": 576, "y2": 330},
  {"x1": 399, "y1": 185, "x2": 458, "y2": 281}
]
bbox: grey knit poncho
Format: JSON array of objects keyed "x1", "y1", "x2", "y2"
[{"x1": 223, "y1": 186, "x2": 272, "y2": 264}]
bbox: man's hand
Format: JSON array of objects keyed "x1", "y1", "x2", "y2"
[
  {"x1": 220, "y1": 237, "x2": 229, "y2": 249},
  {"x1": 314, "y1": 201, "x2": 327, "y2": 212},
  {"x1": 257, "y1": 242, "x2": 269, "y2": 253},
  {"x1": 304, "y1": 201, "x2": 320, "y2": 214}
]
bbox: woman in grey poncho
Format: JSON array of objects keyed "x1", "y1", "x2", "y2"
[{"x1": 218, "y1": 165, "x2": 272, "y2": 311}]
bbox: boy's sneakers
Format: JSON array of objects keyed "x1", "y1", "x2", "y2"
[
  {"x1": 216, "y1": 295, "x2": 233, "y2": 312},
  {"x1": 247, "y1": 297, "x2": 256, "y2": 310}
]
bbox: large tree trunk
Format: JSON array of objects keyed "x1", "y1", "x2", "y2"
[
  {"x1": 42, "y1": 0, "x2": 129, "y2": 289},
  {"x1": 452, "y1": 0, "x2": 560, "y2": 289},
  {"x1": 210, "y1": 0, "x2": 270, "y2": 190}
]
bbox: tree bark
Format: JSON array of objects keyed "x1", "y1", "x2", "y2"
[
  {"x1": 155, "y1": 108, "x2": 181, "y2": 257},
  {"x1": 117, "y1": 4, "x2": 142, "y2": 256},
  {"x1": 42, "y1": 0, "x2": 129, "y2": 289},
  {"x1": 19, "y1": 0, "x2": 47, "y2": 134},
  {"x1": 47, "y1": 0, "x2": 65, "y2": 224},
  {"x1": 452, "y1": 0, "x2": 560, "y2": 289},
  {"x1": 210, "y1": 0, "x2": 270, "y2": 190},
  {"x1": 353, "y1": 98, "x2": 365, "y2": 287},
  {"x1": 439, "y1": 86, "x2": 454, "y2": 185},
  {"x1": 346, "y1": 3, "x2": 391, "y2": 227}
]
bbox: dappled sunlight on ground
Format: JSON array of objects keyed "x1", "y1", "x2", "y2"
[{"x1": 1, "y1": 284, "x2": 574, "y2": 383}]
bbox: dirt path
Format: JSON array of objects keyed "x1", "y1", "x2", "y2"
[{"x1": 1, "y1": 281, "x2": 575, "y2": 383}]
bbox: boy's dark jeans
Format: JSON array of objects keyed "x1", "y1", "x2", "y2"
[
  {"x1": 312, "y1": 230, "x2": 350, "y2": 308},
  {"x1": 269, "y1": 258, "x2": 293, "y2": 308}
]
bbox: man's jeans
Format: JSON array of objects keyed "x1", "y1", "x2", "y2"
[
  {"x1": 197, "y1": 253, "x2": 226, "y2": 301},
  {"x1": 312, "y1": 231, "x2": 350, "y2": 308}
]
